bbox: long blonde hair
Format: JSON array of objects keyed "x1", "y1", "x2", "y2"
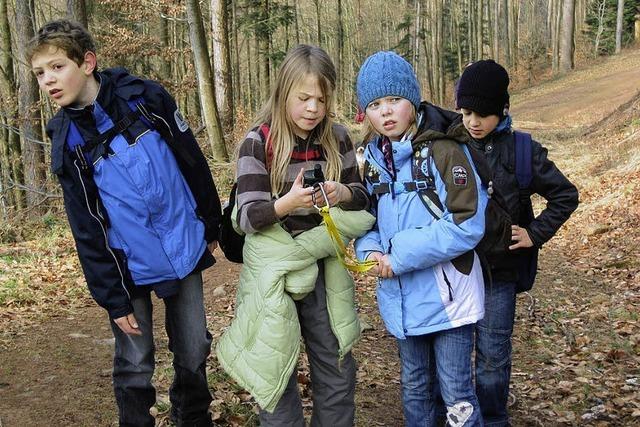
[{"x1": 253, "y1": 44, "x2": 342, "y2": 195}]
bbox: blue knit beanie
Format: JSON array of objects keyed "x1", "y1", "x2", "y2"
[{"x1": 356, "y1": 51, "x2": 421, "y2": 111}]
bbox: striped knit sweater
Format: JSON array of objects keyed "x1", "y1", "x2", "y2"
[{"x1": 236, "y1": 123, "x2": 370, "y2": 236}]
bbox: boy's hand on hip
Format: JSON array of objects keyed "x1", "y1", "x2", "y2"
[
  {"x1": 509, "y1": 225, "x2": 534, "y2": 250},
  {"x1": 114, "y1": 313, "x2": 142, "y2": 336}
]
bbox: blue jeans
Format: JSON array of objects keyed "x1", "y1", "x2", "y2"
[
  {"x1": 110, "y1": 273, "x2": 213, "y2": 427},
  {"x1": 397, "y1": 325, "x2": 483, "y2": 427},
  {"x1": 475, "y1": 281, "x2": 517, "y2": 427}
]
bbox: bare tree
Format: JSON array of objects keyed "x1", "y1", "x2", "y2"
[
  {"x1": 0, "y1": 0, "x2": 24, "y2": 211},
  {"x1": 15, "y1": 0, "x2": 46, "y2": 213},
  {"x1": 615, "y1": 0, "x2": 625, "y2": 53},
  {"x1": 559, "y1": 0, "x2": 575, "y2": 73},
  {"x1": 66, "y1": 0, "x2": 88, "y2": 28},
  {"x1": 186, "y1": 0, "x2": 228, "y2": 161},
  {"x1": 211, "y1": 0, "x2": 235, "y2": 137}
]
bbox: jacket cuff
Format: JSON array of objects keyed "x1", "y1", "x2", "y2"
[{"x1": 108, "y1": 303, "x2": 134, "y2": 320}]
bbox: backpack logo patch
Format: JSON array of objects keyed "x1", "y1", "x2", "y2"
[
  {"x1": 174, "y1": 109, "x2": 189, "y2": 132},
  {"x1": 452, "y1": 166, "x2": 468, "y2": 186}
]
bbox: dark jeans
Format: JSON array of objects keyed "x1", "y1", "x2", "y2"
[
  {"x1": 110, "y1": 273, "x2": 213, "y2": 427},
  {"x1": 475, "y1": 281, "x2": 517, "y2": 427},
  {"x1": 259, "y1": 261, "x2": 356, "y2": 427},
  {"x1": 397, "y1": 325, "x2": 483, "y2": 427}
]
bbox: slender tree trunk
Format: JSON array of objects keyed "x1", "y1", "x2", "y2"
[
  {"x1": 159, "y1": 6, "x2": 171, "y2": 80},
  {"x1": 337, "y1": 0, "x2": 345, "y2": 106},
  {"x1": 615, "y1": 0, "x2": 625, "y2": 53},
  {"x1": 492, "y1": 0, "x2": 498, "y2": 60},
  {"x1": 211, "y1": 0, "x2": 235, "y2": 137},
  {"x1": 185, "y1": 0, "x2": 228, "y2": 161},
  {"x1": 476, "y1": 0, "x2": 483, "y2": 59},
  {"x1": 454, "y1": 3, "x2": 463, "y2": 72},
  {"x1": 552, "y1": 0, "x2": 562, "y2": 72},
  {"x1": 66, "y1": 0, "x2": 87, "y2": 28},
  {"x1": 503, "y1": 0, "x2": 510, "y2": 65},
  {"x1": 559, "y1": 0, "x2": 575, "y2": 73},
  {"x1": 0, "y1": 0, "x2": 22, "y2": 210},
  {"x1": 258, "y1": 0, "x2": 270, "y2": 101},
  {"x1": 314, "y1": 0, "x2": 322, "y2": 45},
  {"x1": 15, "y1": 0, "x2": 45, "y2": 214},
  {"x1": 293, "y1": 0, "x2": 300, "y2": 44},
  {"x1": 231, "y1": 0, "x2": 241, "y2": 112}
]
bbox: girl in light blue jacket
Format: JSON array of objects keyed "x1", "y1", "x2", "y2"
[{"x1": 354, "y1": 51, "x2": 488, "y2": 427}]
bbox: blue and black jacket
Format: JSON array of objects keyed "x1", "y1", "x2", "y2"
[{"x1": 46, "y1": 68, "x2": 222, "y2": 319}]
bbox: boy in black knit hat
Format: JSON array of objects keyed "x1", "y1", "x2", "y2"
[{"x1": 457, "y1": 60, "x2": 579, "y2": 426}]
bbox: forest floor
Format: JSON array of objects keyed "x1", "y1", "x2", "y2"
[{"x1": 1, "y1": 48, "x2": 640, "y2": 427}]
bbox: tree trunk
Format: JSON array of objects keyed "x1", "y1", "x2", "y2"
[
  {"x1": 314, "y1": 0, "x2": 322, "y2": 45},
  {"x1": 337, "y1": 0, "x2": 345, "y2": 106},
  {"x1": 66, "y1": 0, "x2": 88, "y2": 28},
  {"x1": 503, "y1": 0, "x2": 510, "y2": 65},
  {"x1": 615, "y1": 0, "x2": 624, "y2": 53},
  {"x1": 159, "y1": 6, "x2": 171, "y2": 80},
  {"x1": 476, "y1": 0, "x2": 483, "y2": 59},
  {"x1": 185, "y1": 0, "x2": 228, "y2": 161},
  {"x1": 552, "y1": 0, "x2": 562, "y2": 72},
  {"x1": 559, "y1": 0, "x2": 575, "y2": 73},
  {"x1": 211, "y1": 0, "x2": 235, "y2": 138},
  {"x1": 493, "y1": 0, "x2": 499, "y2": 61},
  {"x1": 0, "y1": 0, "x2": 23, "y2": 211},
  {"x1": 15, "y1": 0, "x2": 45, "y2": 214},
  {"x1": 257, "y1": 0, "x2": 270, "y2": 101},
  {"x1": 231, "y1": 0, "x2": 241, "y2": 113}
]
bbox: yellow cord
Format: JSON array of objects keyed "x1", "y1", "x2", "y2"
[{"x1": 317, "y1": 206, "x2": 378, "y2": 273}]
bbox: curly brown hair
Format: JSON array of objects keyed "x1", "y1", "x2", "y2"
[{"x1": 27, "y1": 19, "x2": 96, "y2": 66}]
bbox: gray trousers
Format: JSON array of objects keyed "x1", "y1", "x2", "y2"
[
  {"x1": 259, "y1": 262, "x2": 356, "y2": 427},
  {"x1": 110, "y1": 273, "x2": 213, "y2": 427}
]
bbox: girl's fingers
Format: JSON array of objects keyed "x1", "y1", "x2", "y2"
[{"x1": 293, "y1": 168, "x2": 305, "y2": 187}]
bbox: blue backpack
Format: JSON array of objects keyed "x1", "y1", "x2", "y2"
[{"x1": 513, "y1": 131, "x2": 538, "y2": 293}]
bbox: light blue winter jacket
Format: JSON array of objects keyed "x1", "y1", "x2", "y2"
[{"x1": 355, "y1": 126, "x2": 488, "y2": 339}]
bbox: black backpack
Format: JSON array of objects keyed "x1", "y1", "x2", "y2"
[
  {"x1": 218, "y1": 181, "x2": 244, "y2": 263},
  {"x1": 218, "y1": 124, "x2": 271, "y2": 263}
]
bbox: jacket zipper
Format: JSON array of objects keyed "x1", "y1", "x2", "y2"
[{"x1": 442, "y1": 269, "x2": 454, "y2": 302}]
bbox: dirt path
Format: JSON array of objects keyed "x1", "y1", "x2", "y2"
[{"x1": 2, "y1": 49, "x2": 640, "y2": 426}]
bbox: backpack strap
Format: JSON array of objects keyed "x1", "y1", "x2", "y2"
[
  {"x1": 514, "y1": 130, "x2": 533, "y2": 201},
  {"x1": 412, "y1": 140, "x2": 446, "y2": 220},
  {"x1": 127, "y1": 97, "x2": 196, "y2": 167},
  {"x1": 259, "y1": 123, "x2": 273, "y2": 171}
]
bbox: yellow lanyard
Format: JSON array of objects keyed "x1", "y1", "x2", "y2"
[{"x1": 314, "y1": 184, "x2": 378, "y2": 273}]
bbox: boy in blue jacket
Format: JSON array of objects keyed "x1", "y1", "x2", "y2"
[
  {"x1": 456, "y1": 60, "x2": 578, "y2": 426},
  {"x1": 29, "y1": 19, "x2": 221, "y2": 427}
]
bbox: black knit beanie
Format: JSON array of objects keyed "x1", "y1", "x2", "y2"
[{"x1": 456, "y1": 60, "x2": 510, "y2": 117}]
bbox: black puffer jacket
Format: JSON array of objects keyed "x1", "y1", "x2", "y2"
[{"x1": 468, "y1": 128, "x2": 579, "y2": 280}]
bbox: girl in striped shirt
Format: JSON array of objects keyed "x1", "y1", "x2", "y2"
[{"x1": 234, "y1": 44, "x2": 369, "y2": 426}]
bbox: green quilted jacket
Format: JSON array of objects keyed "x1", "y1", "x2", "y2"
[{"x1": 216, "y1": 208, "x2": 375, "y2": 412}]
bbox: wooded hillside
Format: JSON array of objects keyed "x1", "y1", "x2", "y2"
[{"x1": 0, "y1": 0, "x2": 638, "y2": 227}]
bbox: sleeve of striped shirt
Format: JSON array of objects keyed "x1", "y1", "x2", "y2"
[
  {"x1": 235, "y1": 128, "x2": 279, "y2": 234},
  {"x1": 334, "y1": 125, "x2": 371, "y2": 211}
]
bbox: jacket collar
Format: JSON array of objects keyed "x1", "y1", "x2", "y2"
[{"x1": 48, "y1": 68, "x2": 145, "y2": 174}]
